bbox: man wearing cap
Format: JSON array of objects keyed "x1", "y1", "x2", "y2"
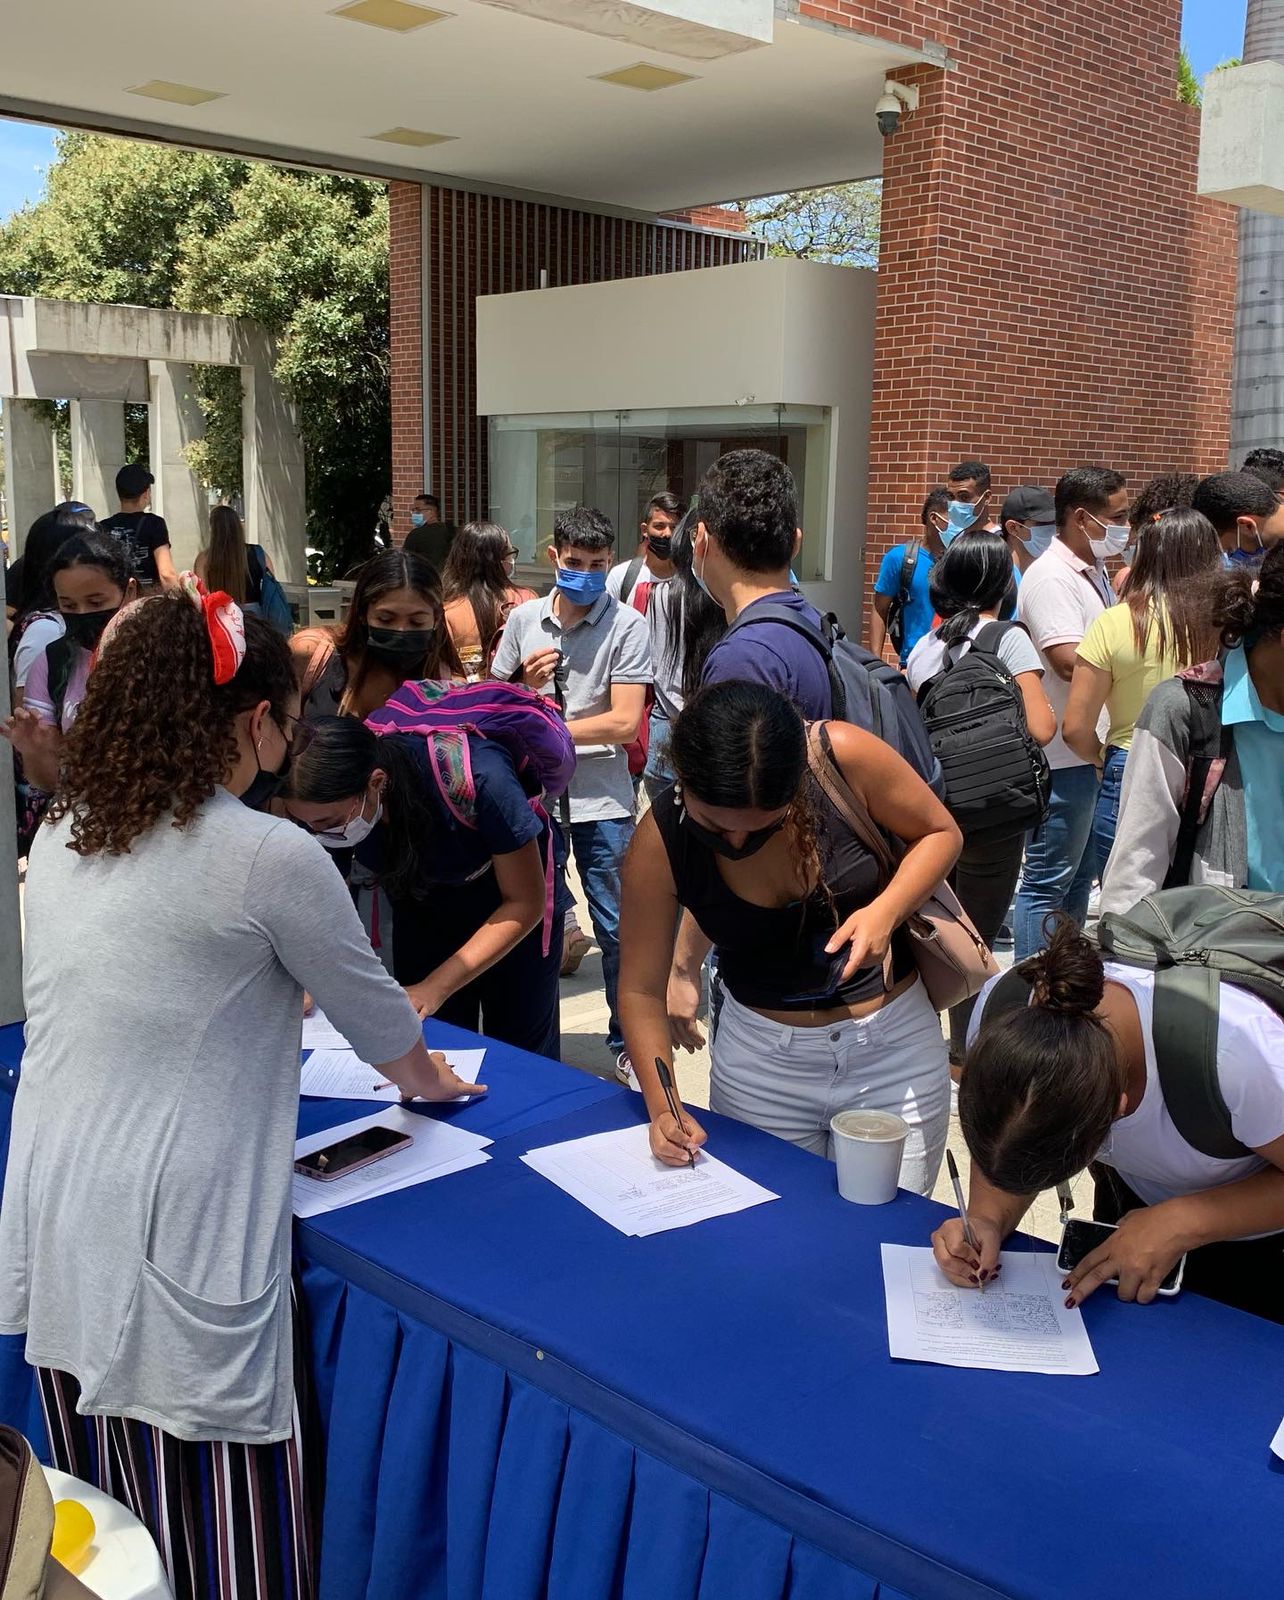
[
  {"x1": 999, "y1": 484, "x2": 1057, "y2": 577},
  {"x1": 98, "y1": 465, "x2": 178, "y2": 591}
]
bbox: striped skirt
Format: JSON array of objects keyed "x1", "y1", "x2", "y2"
[{"x1": 34, "y1": 1296, "x2": 316, "y2": 1600}]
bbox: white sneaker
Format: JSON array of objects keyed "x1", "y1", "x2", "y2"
[{"x1": 615, "y1": 1051, "x2": 640, "y2": 1090}]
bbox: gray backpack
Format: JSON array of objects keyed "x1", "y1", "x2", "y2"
[{"x1": 983, "y1": 887, "x2": 1284, "y2": 1159}]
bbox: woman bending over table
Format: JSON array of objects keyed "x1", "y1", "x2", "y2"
[
  {"x1": 619, "y1": 679, "x2": 961, "y2": 1190},
  {"x1": 282, "y1": 715, "x2": 560, "y2": 1058},
  {"x1": 0, "y1": 586, "x2": 482, "y2": 1600},
  {"x1": 932, "y1": 917, "x2": 1284, "y2": 1322}
]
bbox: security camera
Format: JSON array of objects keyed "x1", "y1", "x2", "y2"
[{"x1": 875, "y1": 78, "x2": 919, "y2": 138}]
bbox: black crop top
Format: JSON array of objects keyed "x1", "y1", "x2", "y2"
[{"x1": 651, "y1": 768, "x2": 914, "y2": 1011}]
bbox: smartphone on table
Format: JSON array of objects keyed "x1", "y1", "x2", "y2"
[
  {"x1": 294, "y1": 1126, "x2": 412, "y2": 1182},
  {"x1": 1056, "y1": 1217, "x2": 1186, "y2": 1297}
]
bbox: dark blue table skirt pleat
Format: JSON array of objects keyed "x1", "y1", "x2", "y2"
[
  {"x1": 788, "y1": 1537, "x2": 879, "y2": 1600},
  {"x1": 480, "y1": 1380, "x2": 567, "y2": 1600},
  {"x1": 619, "y1": 1451, "x2": 709, "y2": 1600},
  {"x1": 699, "y1": 1494, "x2": 794, "y2": 1600},
  {"x1": 544, "y1": 1411, "x2": 635, "y2": 1599},
  {"x1": 444, "y1": 1343, "x2": 510, "y2": 1598}
]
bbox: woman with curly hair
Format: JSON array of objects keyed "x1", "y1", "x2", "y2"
[
  {"x1": 440, "y1": 519, "x2": 535, "y2": 677},
  {"x1": 618, "y1": 679, "x2": 961, "y2": 1187},
  {"x1": 291, "y1": 546, "x2": 461, "y2": 718},
  {"x1": 0, "y1": 587, "x2": 482, "y2": 1600}
]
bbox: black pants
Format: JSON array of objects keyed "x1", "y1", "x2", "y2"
[
  {"x1": 392, "y1": 871, "x2": 561, "y2": 1060},
  {"x1": 948, "y1": 828, "x2": 1026, "y2": 1059},
  {"x1": 1092, "y1": 1164, "x2": 1284, "y2": 1324}
]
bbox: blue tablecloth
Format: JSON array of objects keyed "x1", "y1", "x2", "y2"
[{"x1": 3, "y1": 1020, "x2": 1284, "y2": 1598}]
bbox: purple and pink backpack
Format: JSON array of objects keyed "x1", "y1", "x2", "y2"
[{"x1": 364, "y1": 679, "x2": 575, "y2": 953}]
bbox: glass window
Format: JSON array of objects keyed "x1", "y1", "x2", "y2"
[{"x1": 488, "y1": 404, "x2": 832, "y2": 582}]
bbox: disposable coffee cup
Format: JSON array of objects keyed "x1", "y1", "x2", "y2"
[{"x1": 830, "y1": 1109, "x2": 910, "y2": 1204}]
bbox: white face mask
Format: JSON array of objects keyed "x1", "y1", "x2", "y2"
[
  {"x1": 316, "y1": 792, "x2": 382, "y2": 850},
  {"x1": 1086, "y1": 513, "x2": 1130, "y2": 561}
]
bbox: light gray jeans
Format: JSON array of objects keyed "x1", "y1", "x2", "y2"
[{"x1": 709, "y1": 978, "x2": 950, "y2": 1195}]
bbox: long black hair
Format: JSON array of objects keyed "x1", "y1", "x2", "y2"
[
  {"x1": 929, "y1": 530, "x2": 1016, "y2": 646},
  {"x1": 338, "y1": 548, "x2": 462, "y2": 692},
  {"x1": 1211, "y1": 538, "x2": 1284, "y2": 648},
  {"x1": 47, "y1": 532, "x2": 131, "y2": 600},
  {"x1": 667, "y1": 502, "x2": 728, "y2": 699},
  {"x1": 440, "y1": 520, "x2": 518, "y2": 662},
  {"x1": 12, "y1": 503, "x2": 98, "y2": 627},
  {"x1": 282, "y1": 715, "x2": 436, "y2": 899}
]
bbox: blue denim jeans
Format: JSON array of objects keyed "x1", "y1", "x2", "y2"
[
  {"x1": 642, "y1": 707, "x2": 676, "y2": 805},
  {"x1": 1091, "y1": 745, "x2": 1128, "y2": 883},
  {"x1": 1013, "y1": 762, "x2": 1100, "y2": 960},
  {"x1": 568, "y1": 817, "x2": 634, "y2": 1057}
]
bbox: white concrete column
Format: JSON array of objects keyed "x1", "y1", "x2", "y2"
[
  {"x1": 241, "y1": 355, "x2": 307, "y2": 585},
  {"x1": 147, "y1": 361, "x2": 209, "y2": 572},
  {"x1": 69, "y1": 399, "x2": 126, "y2": 522},
  {"x1": 1, "y1": 398, "x2": 59, "y2": 557}
]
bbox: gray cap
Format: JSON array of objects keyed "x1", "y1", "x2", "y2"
[{"x1": 1000, "y1": 484, "x2": 1054, "y2": 526}]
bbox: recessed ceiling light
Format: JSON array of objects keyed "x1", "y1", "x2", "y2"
[
  {"x1": 593, "y1": 62, "x2": 697, "y2": 92},
  {"x1": 331, "y1": 0, "x2": 452, "y2": 32},
  {"x1": 369, "y1": 127, "x2": 457, "y2": 147},
  {"x1": 126, "y1": 80, "x2": 226, "y2": 107}
]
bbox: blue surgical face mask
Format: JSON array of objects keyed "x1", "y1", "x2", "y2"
[
  {"x1": 409, "y1": 511, "x2": 425, "y2": 527},
  {"x1": 942, "y1": 500, "x2": 979, "y2": 546},
  {"x1": 693, "y1": 536, "x2": 716, "y2": 602},
  {"x1": 1226, "y1": 546, "x2": 1263, "y2": 569},
  {"x1": 1020, "y1": 522, "x2": 1056, "y2": 559},
  {"x1": 555, "y1": 562, "x2": 607, "y2": 603}
]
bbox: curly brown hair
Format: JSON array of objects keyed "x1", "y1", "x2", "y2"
[{"x1": 49, "y1": 595, "x2": 297, "y2": 856}]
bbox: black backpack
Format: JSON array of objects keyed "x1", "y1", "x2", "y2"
[
  {"x1": 886, "y1": 539, "x2": 921, "y2": 661},
  {"x1": 722, "y1": 603, "x2": 945, "y2": 798},
  {"x1": 915, "y1": 620, "x2": 1050, "y2": 839},
  {"x1": 983, "y1": 886, "x2": 1284, "y2": 1159}
]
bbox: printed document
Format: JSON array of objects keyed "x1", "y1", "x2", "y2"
[
  {"x1": 1272, "y1": 1417, "x2": 1284, "y2": 1460},
  {"x1": 301, "y1": 1046, "x2": 486, "y2": 1103},
  {"x1": 881, "y1": 1243, "x2": 1098, "y2": 1376},
  {"x1": 301, "y1": 1009, "x2": 352, "y2": 1051},
  {"x1": 522, "y1": 1123, "x2": 778, "y2": 1236},
  {"x1": 292, "y1": 1106, "x2": 492, "y2": 1217}
]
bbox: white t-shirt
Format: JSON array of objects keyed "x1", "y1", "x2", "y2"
[
  {"x1": 12, "y1": 613, "x2": 65, "y2": 692},
  {"x1": 1016, "y1": 540, "x2": 1113, "y2": 769},
  {"x1": 606, "y1": 555, "x2": 663, "y2": 600},
  {"x1": 970, "y1": 963, "x2": 1284, "y2": 1220},
  {"x1": 905, "y1": 616, "x2": 1043, "y2": 696}
]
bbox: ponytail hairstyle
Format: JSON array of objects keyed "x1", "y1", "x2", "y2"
[
  {"x1": 206, "y1": 505, "x2": 249, "y2": 606},
  {"x1": 929, "y1": 530, "x2": 1016, "y2": 647},
  {"x1": 49, "y1": 598, "x2": 296, "y2": 857},
  {"x1": 669, "y1": 679, "x2": 832, "y2": 907},
  {"x1": 1210, "y1": 538, "x2": 1284, "y2": 649},
  {"x1": 281, "y1": 715, "x2": 435, "y2": 899},
  {"x1": 960, "y1": 917, "x2": 1122, "y2": 1194},
  {"x1": 667, "y1": 502, "x2": 728, "y2": 698}
]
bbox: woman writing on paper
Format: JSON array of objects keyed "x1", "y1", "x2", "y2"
[
  {"x1": 280, "y1": 715, "x2": 561, "y2": 1058},
  {"x1": 0, "y1": 583, "x2": 482, "y2": 1600},
  {"x1": 618, "y1": 679, "x2": 961, "y2": 1190},
  {"x1": 931, "y1": 917, "x2": 1284, "y2": 1322}
]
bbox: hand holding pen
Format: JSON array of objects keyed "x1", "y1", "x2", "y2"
[{"x1": 647, "y1": 1057, "x2": 708, "y2": 1168}]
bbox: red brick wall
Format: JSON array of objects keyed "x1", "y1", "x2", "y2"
[
  {"x1": 663, "y1": 205, "x2": 750, "y2": 234},
  {"x1": 803, "y1": 0, "x2": 1238, "y2": 637},
  {"x1": 388, "y1": 181, "x2": 425, "y2": 536},
  {"x1": 387, "y1": 186, "x2": 760, "y2": 537}
]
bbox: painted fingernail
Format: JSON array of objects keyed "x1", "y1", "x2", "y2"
[
  {"x1": 970, "y1": 1273, "x2": 981, "y2": 1285},
  {"x1": 1062, "y1": 1278, "x2": 1071, "y2": 1290},
  {"x1": 1065, "y1": 1296, "x2": 1076, "y2": 1308}
]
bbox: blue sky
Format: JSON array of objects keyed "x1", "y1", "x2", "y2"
[{"x1": 0, "y1": 0, "x2": 1250, "y2": 224}]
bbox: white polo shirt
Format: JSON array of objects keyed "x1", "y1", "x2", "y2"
[{"x1": 1016, "y1": 538, "x2": 1113, "y2": 769}]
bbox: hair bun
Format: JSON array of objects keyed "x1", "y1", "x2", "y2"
[{"x1": 1024, "y1": 916, "x2": 1104, "y2": 1016}]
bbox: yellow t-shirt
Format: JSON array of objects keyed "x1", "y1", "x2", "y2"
[{"x1": 1075, "y1": 602, "x2": 1183, "y2": 751}]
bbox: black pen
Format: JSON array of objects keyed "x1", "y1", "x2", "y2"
[
  {"x1": 654, "y1": 1057, "x2": 696, "y2": 1169},
  {"x1": 946, "y1": 1149, "x2": 984, "y2": 1294}
]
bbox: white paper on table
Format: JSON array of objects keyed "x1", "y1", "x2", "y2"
[
  {"x1": 521, "y1": 1122, "x2": 778, "y2": 1236},
  {"x1": 292, "y1": 1106, "x2": 492, "y2": 1216},
  {"x1": 301, "y1": 1009, "x2": 352, "y2": 1051},
  {"x1": 880, "y1": 1243, "x2": 1098, "y2": 1376},
  {"x1": 1271, "y1": 1416, "x2": 1284, "y2": 1460},
  {"x1": 301, "y1": 1046, "x2": 486, "y2": 1104}
]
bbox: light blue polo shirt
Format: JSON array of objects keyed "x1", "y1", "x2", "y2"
[{"x1": 1221, "y1": 645, "x2": 1284, "y2": 892}]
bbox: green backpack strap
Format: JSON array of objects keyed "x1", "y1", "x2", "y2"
[{"x1": 1150, "y1": 963, "x2": 1251, "y2": 1160}]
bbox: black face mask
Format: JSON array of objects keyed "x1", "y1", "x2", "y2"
[
  {"x1": 366, "y1": 626, "x2": 434, "y2": 662},
  {"x1": 240, "y1": 726, "x2": 294, "y2": 811},
  {"x1": 63, "y1": 606, "x2": 120, "y2": 650},
  {"x1": 646, "y1": 535, "x2": 673, "y2": 561},
  {"x1": 679, "y1": 804, "x2": 786, "y2": 860}
]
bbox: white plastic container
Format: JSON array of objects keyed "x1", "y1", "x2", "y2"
[{"x1": 830, "y1": 1109, "x2": 909, "y2": 1204}]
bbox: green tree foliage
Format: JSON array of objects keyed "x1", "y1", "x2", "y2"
[
  {"x1": 0, "y1": 133, "x2": 389, "y2": 571},
  {"x1": 1177, "y1": 46, "x2": 1242, "y2": 106},
  {"x1": 734, "y1": 181, "x2": 880, "y2": 267}
]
